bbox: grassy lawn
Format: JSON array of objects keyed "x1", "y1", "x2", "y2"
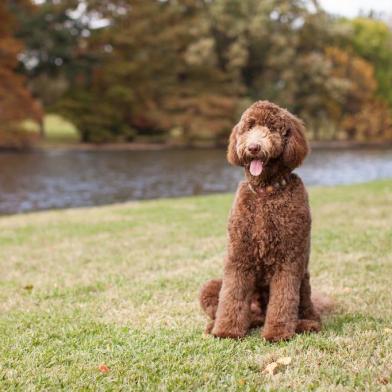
[
  {"x1": 0, "y1": 180, "x2": 391, "y2": 390},
  {"x1": 23, "y1": 115, "x2": 79, "y2": 145},
  {"x1": 42, "y1": 115, "x2": 79, "y2": 144}
]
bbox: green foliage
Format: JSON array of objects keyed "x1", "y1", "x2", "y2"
[
  {"x1": 10, "y1": 0, "x2": 392, "y2": 143},
  {"x1": 60, "y1": 0, "x2": 240, "y2": 144},
  {"x1": 344, "y1": 17, "x2": 392, "y2": 107},
  {"x1": 14, "y1": 0, "x2": 93, "y2": 107}
]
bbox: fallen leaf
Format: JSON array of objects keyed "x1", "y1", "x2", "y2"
[
  {"x1": 98, "y1": 364, "x2": 110, "y2": 373},
  {"x1": 378, "y1": 376, "x2": 389, "y2": 385},
  {"x1": 238, "y1": 379, "x2": 246, "y2": 385},
  {"x1": 262, "y1": 356, "x2": 292, "y2": 376},
  {"x1": 23, "y1": 284, "x2": 33, "y2": 291},
  {"x1": 276, "y1": 356, "x2": 292, "y2": 365},
  {"x1": 262, "y1": 362, "x2": 279, "y2": 376}
]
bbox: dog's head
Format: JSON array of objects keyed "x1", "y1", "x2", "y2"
[{"x1": 227, "y1": 101, "x2": 308, "y2": 179}]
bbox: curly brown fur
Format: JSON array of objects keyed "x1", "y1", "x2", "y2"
[{"x1": 199, "y1": 100, "x2": 331, "y2": 342}]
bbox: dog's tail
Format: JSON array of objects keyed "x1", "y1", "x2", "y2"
[{"x1": 311, "y1": 291, "x2": 335, "y2": 315}]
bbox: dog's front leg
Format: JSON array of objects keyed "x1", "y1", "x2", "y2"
[
  {"x1": 263, "y1": 265, "x2": 301, "y2": 342},
  {"x1": 211, "y1": 266, "x2": 254, "y2": 339}
]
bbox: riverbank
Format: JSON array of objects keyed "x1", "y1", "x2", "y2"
[
  {"x1": 1, "y1": 148, "x2": 392, "y2": 214},
  {"x1": 32, "y1": 139, "x2": 392, "y2": 152},
  {"x1": 0, "y1": 180, "x2": 391, "y2": 389},
  {"x1": 5, "y1": 114, "x2": 389, "y2": 153}
]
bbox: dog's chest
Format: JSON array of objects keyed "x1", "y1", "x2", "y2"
[
  {"x1": 249, "y1": 200, "x2": 289, "y2": 262},
  {"x1": 230, "y1": 184, "x2": 311, "y2": 268}
]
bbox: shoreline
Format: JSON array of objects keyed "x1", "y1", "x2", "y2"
[
  {"x1": 29, "y1": 140, "x2": 392, "y2": 152},
  {"x1": 1, "y1": 178, "x2": 391, "y2": 216},
  {"x1": 1, "y1": 140, "x2": 392, "y2": 153}
]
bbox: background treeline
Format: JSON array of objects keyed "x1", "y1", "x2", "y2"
[{"x1": 1, "y1": 0, "x2": 392, "y2": 148}]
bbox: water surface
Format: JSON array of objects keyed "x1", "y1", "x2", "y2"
[{"x1": 0, "y1": 148, "x2": 391, "y2": 214}]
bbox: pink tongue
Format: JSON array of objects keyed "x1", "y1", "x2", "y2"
[{"x1": 250, "y1": 160, "x2": 263, "y2": 176}]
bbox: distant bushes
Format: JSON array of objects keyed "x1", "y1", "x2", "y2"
[
  {"x1": 4, "y1": 1, "x2": 392, "y2": 146},
  {"x1": 0, "y1": 129, "x2": 36, "y2": 151}
]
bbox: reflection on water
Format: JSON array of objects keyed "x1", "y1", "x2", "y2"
[{"x1": 0, "y1": 148, "x2": 391, "y2": 214}]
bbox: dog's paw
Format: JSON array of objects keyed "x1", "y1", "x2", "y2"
[
  {"x1": 262, "y1": 323, "x2": 295, "y2": 342},
  {"x1": 300, "y1": 307, "x2": 321, "y2": 323},
  {"x1": 295, "y1": 319, "x2": 321, "y2": 334},
  {"x1": 204, "y1": 320, "x2": 214, "y2": 335},
  {"x1": 211, "y1": 325, "x2": 245, "y2": 339}
]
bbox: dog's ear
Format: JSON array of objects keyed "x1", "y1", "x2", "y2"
[
  {"x1": 227, "y1": 124, "x2": 240, "y2": 166},
  {"x1": 282, "y1": 115, "x2": 309, "y2": 169}
]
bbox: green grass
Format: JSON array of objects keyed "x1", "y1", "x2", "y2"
[
  {"x1": 23, "y1": 115, "x2": 79, "y2": 144},
  {"x1": 42, "y1": 115, "x2": 79, "y2": 144},
  {"x1": 0, "y1": 180, "x2": 391, "y2": 390}
]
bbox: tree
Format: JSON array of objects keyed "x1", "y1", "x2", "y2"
[
  {"x1": 13, "y1": 0, "x2": 392, "y2": 143},
  {"x1": 326, "y1": 46, "x2": 392, "y2": 141},
  {"x1": 206, "y1": 0, "x2": 352, "y2": 139},
  {"x1": 14, "y1": 0, "x2": 94, "y2": 108},
  {"x1": 60, "y1": 0, "x2": 240, "y2": 143},
  {"x1": 342, "y1": 17, "x2": 392, "y2": 107},
  {"x1": 0, "y1": 1, "x2": 42, "y2": 149}
]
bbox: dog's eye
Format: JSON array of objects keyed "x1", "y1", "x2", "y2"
[{"x1": 247, "y1": 118, "x2": 256, "y2": 129}]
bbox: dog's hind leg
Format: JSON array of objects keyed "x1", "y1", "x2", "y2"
[
  {"x1": 199, "y1": 279, "x2": 222, "y2": 333},
  {"x1": 199, "y1": 279, "x2": 264, "y2": 334},
  {"x1": 211, "y1": 268, "x2": 257, "y2": 339}
]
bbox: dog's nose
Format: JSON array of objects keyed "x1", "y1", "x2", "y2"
[{"x1": 247, "y1": 143, "x2": 261, "y2": 154}]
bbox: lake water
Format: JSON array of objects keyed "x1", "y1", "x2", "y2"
[{"x1": 0, "y1": 148, "x2": 391, "y2": 214}]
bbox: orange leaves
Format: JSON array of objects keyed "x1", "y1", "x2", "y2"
[
  {"x1": 98, "y1": 364, "x2": 110, "y2": 374},
  {"x1": 0, "y1": 3, "x2": 42, "y2": 149}
]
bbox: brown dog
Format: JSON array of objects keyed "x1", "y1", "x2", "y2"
[{"x1": 200, "y1": 100, "x2": 325, "y2": 342}]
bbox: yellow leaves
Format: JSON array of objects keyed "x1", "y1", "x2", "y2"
[
  {"x1": 262, "y1": 362, "x2": 279, "y2": 376},
  {"x1": 262, "y1": 357, "x2": 292, "y2": 376},
  {"x1": 326, "y1": 46, "x2": 377, "y2": 97}
]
